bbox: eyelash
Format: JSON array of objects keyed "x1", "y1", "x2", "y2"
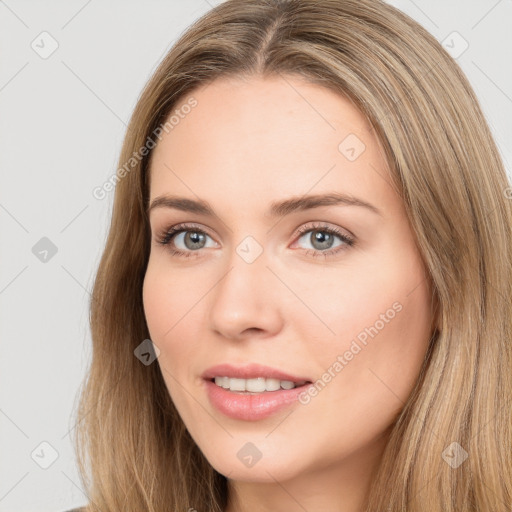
[{"x1": 155, "y1": 222, "x2": 355, "y2": 260}]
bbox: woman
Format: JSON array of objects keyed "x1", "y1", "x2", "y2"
[{"x1": 70, "y1": 0, "x2": 512, "y2": 511}]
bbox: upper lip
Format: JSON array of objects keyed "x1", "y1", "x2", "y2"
[{"x1": 202, "y1": 363, "x2": 312, "y2": 383}]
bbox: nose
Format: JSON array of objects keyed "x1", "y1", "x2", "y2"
[{"x1": 208, "y1": 250, "x2": 284, "y2": 341}]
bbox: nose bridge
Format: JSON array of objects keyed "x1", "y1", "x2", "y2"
[{"x1": 208, "y1": 237, "x2": 282, "y2": 339}]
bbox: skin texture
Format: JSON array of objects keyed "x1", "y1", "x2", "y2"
[{"x1": 142, "y1": 75, "x2": 437, "y2": 512}]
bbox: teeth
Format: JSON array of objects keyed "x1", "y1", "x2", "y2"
[{"x1": 213, "y1": 376, "x2": 306, "y2": 392}]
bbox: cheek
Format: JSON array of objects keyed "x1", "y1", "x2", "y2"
[
  {"x1": 142, "y1": 263, "x2": 172, "y2": 341},
  {"x1": 142, "y1": 262, "x2": 200, "y2": 370},
  {"x1": 142, "y1": 257, "x2": 200, "y2": 338},
  {"x1": 142, "y1": 263, "x2": 202, "y2": 416},
  {"x1": 306, "y1": 248, "x2": 433, "y2": 419}
]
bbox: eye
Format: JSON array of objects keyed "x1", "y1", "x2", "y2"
[
  {"x1": 155, "y1": 221, "x2": 355, "y2": 259},
  {"x1": 155, "y1": 223, "x2": 217, "y2": 259},
  {"x1": 292, "y1": 222, "x2": 355, "y2": 259}
]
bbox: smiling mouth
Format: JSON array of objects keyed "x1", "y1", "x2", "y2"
[{"x1": 209, "y1": 376, "x2": 312, "y2": 393}]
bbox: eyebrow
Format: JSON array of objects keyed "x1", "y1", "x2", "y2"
[{"x1": 147, "y1": 192, "x2": 382, "y2": 218}]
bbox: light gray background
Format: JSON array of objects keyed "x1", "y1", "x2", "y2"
[{"x1": 1, "y1": 1, "x2": 510, "y2": 511}]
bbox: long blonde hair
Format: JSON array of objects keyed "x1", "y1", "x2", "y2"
[{"x1": 73, "y1": 0, "x2": 512, "y2": 510}]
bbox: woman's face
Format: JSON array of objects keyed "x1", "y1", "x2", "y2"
[{"x1": 143, "y1": 75, "x2": 436, "y2": 485}]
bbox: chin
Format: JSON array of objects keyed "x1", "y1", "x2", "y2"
[{"x1": 201, "y1": 442, "x2": 302, "y2": 483}]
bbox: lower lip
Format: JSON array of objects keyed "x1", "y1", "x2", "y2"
[{"x1": 204, "y1": 379, "x2": 312, "y2": 421}]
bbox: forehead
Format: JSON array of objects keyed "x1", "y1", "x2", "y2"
[{"x1": 148, "y1": 75, "x2": 396, "y2": 215}]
